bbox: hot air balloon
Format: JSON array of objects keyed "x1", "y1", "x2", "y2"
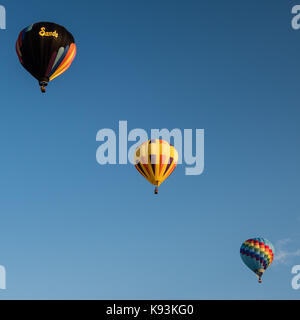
[
  {"x1": 134, "y1": 139, "x2": 178, "y2": 194},
  {"x1": 240, "y1": 237, "x2": 275, "y2": 283},
  {"x1": 16, "y1": 22, "x2": 76, "y2": 93}
]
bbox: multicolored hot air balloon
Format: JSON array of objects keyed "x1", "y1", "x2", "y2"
[
  {"x1": 16, "y1": 22, "x2": 77, "y2": 93},
  {"x1": 134, "y1": 139, "x2": 178, "y2": 194},
  {"x1": 240, "y1": 237, "x2": 275, "y2": 283}
]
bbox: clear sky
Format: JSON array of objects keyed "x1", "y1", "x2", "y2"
[{"x1": 0, "y1": 0, "x2": 300, "y2": 299}]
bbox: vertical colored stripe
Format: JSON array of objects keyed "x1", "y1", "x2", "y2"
[
  {"x1": 45, "y1": 51, "x2": 58, "y2": 77},
  {"x1": 50, "y1": 44, "x2": 76, "y2": 80},
  {"x1": 163, "y1": 158, "x2": 174, "y2": 176},
  {"x1": 49, "y1": 46, "x2": 66, "y2": 75}
]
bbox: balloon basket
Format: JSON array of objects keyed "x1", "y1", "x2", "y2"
[{"x1": 154, "y1": 187, "x2": 158, "y2": 195}]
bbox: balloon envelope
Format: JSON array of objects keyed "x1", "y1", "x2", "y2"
[
  {"x1": 16, "y1": 22, "x2": 76, "y2": 92},
  {"x1": 134, "y1": 139, "x2": 178, "y2": 194},
  {"x1": 240, "y1": 237, "x2": 275, "y2": 283}
]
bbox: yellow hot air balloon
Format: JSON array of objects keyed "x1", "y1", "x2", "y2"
[{"x1": 134, "y1": 139, "x2": 178, "y2": 194}]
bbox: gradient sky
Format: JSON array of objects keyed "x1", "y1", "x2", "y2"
[{"x1": 0, "y1": 0, "x2": 300, "y2": 299}]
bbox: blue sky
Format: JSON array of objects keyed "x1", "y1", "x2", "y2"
[{"x1": 0, "y1": 0, "x2": 300, "y2": 299}]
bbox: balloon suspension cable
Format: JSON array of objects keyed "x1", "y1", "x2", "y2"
[
  {"x1": 39, "y1": 81, "x2": 48, "y2": 94},
  {"x1": 154, "y1": 187, "x2": 158, "y2": 195}
]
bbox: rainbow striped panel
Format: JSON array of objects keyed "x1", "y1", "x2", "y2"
[
  {"x1": 240, "y1": 237, "x2": 275, "y2": 274},
  {"x1": 49, "y1": 43, "x2": 77, "y2": 81}
]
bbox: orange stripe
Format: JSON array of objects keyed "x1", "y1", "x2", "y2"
[
  {"x1": 51, "y1": 59, "x2": 73, "y2": 78},
  {"x1": 50, "y1": 44, "x2": 76, "y2": 80},
  {"x1": 50, "y1": 49, "x2": 76, "y2": 79},
  {"x1": 58, "y1": 44, "x2": 76, "y2": 69},
  {"x1": 159, "y1": 155, "x2": 166, "y2": 175},
  {"x1": 50, "y1": 55, "x2": 75, "y2": 80}
]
